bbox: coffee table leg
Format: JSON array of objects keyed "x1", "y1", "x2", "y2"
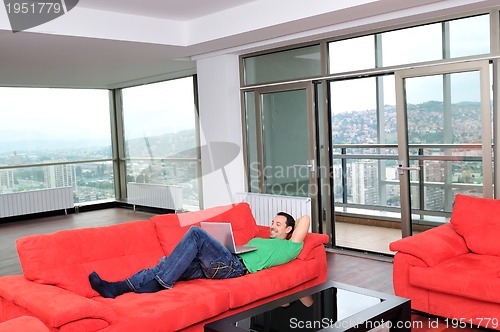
[{"x1": 389, "y1": 302, "x2": 411, "y2": 331}]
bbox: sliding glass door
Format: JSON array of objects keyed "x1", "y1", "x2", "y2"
[
  {"x1": 395, "y1": 61, "x2": 492, "y2": 237},
  {"x1": 245, "y1": 83, "x2": 319, "y2": 227}
]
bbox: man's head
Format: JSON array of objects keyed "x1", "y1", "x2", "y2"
[{"x1": 270, "y1": 212, "x2": 296, "y2": 239}]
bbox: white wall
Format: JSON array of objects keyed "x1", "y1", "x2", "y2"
[{"x1": 196, "y1": 54, "x2": 246, "y2": 208}]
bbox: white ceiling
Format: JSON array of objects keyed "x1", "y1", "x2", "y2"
[
  {"x1": 76, "y1": 0, "x2": 257, "y2": 21},
  {"x1": 0, "y1": 0, "x2": 499, "y2": 89}
]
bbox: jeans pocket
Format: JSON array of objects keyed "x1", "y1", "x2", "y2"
[{"x1": 207, "y1": 260, "x2": 241, "y2": 279}]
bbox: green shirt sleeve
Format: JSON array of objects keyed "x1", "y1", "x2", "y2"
[{"x1": 238, "y1": 238, "x2": 304, "y2": 273}]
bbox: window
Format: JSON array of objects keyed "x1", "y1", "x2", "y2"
[
  {"x1": 381, "y1": 23, "x2": 442, "y2": 66},
  {"x1": 330, "y1": 76, "x2": 398, "y2": 207},
  {"x1": 448, "y1": 15, "x2": 490, "y2": 58},
  {"x1": 327, "y1": 14, "x2": 493, "y2": 217},
  {"x1": 243, "y1": 45, "x2": 321, "y2": 85},
  {"x1": 0, "y1": 87, "x2": 113, "y2": 202},
  {"x1": 329, "y1": 35, "x2": 375, "y2": 73},
  {"x1": 327, "y1": 15, "x2": 490, "y2": 73},
  {"x1": 121, "y1": 77, "x2": 200, "y2": 209}
]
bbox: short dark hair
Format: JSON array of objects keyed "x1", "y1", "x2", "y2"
[{"x1": 277, "y1": 212, "x2": 296, "y2": 233}]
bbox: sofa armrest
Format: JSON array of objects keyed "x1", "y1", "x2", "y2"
[
  {"x1": 0, "y1": 276, "x2": 116, "y2": 329},
  {"x1": 389, "y1": 223, "x2": 469, "y2": 267},
  {"x1": 297, "y1": 232, "x2": 329, "y2": 260}
]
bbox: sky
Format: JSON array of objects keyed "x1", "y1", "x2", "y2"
[
  {"x1": 121, "y1": 77, "x2": 196, "y2": 139},
  {"x1": 0, "y1": 77, "x2": 197, "y2": 143},
  {"x1": 0, "y1": 87, "x2": 110, "y2": 141}
]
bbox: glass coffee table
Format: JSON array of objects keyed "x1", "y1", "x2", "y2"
[{"x1": 205, "y1": 281, "x2": 410, "y2": 332}]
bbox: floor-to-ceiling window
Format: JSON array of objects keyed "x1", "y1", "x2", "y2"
[
  {"x1": 121, "y1": 76, "x2": 201, "y2": 210},
  {"x1": 241, "y1": 12, "x2": 499, "y2": 253},
  {"x1": 0, "y1": 75, "x2": 201, "y2": 213},
  {"x1": 0, "y1": 87, "x2": 113, "y2": 203},
  {"x1": 328, "y1": 14, "x2": 493, "y2": 252}
]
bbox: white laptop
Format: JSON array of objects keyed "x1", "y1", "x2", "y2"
[{"x1": 200, "y1": 222, "x2": 257, "y2": 254}]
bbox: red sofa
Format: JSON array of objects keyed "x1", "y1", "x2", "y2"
[
  {"x1": 390, "y1": 194, "x2": 500, "y2": 330},
  {"x1": 0, "y1": 316, "x2": 49, "y2": 332},
  {"x1": 0, "y1": 203, "x2": 328, "y2": 332}
]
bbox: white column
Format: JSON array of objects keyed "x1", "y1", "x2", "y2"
[{"x1": 196, "y1": 54, "x2": 246, "y2": 208}]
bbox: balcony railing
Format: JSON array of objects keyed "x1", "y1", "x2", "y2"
[{"x1": 332, "y1": 143, "x2": 484, "y2": 225}]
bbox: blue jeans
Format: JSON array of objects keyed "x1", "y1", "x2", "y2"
[{"x1": 125, "y1": 226, "x2": 246, "y2": 291}]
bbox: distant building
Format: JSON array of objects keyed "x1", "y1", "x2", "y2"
[
  {"x1": 351, "y1": 160, "x2": 379, "y2": 205},
  {"x1": 0, "y1": 168, "x2": 15, "y2": 191},
  {"x1": 423, "y1": 161, "x2": 445, "y2": 211},
  {"x1": 44, "y1": 164, "x2": 76, "y2": 188}
]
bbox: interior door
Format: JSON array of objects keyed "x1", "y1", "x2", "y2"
[
  {"x1": 395, "y1": 61, "x2": 492, "y2": 237},
  {"x1": 254, "y1": 83, "x2": 318, "y2": 225}
]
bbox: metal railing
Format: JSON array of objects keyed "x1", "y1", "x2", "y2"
[{"x1": 332, "y1": 143, "x2": 484, "y2": 223}]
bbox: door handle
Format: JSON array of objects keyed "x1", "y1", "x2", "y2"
[
  {"x1": 397, "y1": 164, "x2": 420, "y2": 175},
  {"x1": 293, "y1": 160, "x2": 315, "y2": 169}
]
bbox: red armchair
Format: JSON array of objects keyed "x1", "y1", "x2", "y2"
[{"x1": 390, "y1": 194, "x2": 500, "y2": 330}]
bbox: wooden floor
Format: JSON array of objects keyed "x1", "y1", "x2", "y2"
[{"x1": 0, "y1": 208, "x2": 488, "y2": 331}]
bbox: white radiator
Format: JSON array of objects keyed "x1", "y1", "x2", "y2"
[
  {"x1": 235, "y1": 192, "x2": 311, "y2": 228},
  {"x1": 127, "y1": 183, "x2": 183, "y2": 211},
  {"x1": 0, "y1": 187, "x2": 74, "y2": 218}
]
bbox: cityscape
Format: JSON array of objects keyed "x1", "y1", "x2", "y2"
[
  {"x1": 0, "y1": 101, "x2": 485, "y2": 213},
  {"x1": 0, "y1": 129, "x2": 200, "y2": 207},
  {"x1": 332, "y1": 101, "x2": 484, "y2": 213}
]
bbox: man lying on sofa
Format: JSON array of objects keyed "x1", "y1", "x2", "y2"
[{"x1": 89, "y1": 212, "x2": 310, "y2": 298}]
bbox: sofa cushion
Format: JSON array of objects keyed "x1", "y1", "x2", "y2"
[
  {"x1": 0, "y1": 316, "x2": 49, "y2": 332},
  {"x1": 16, "y1": 220, "x2": 165, "y2": 298},
  {"x1": 94, "y1": 279, "x2": 230, "y2": 331},
  {"x1": 409, "y1": 253, "x2": 500, "y2": 304},
  {"x1": 0, "y1": 276, "x2": 116, "y2": 330},
  {"x1": 152, "y1": 203, "x2": 259, "y2": 255},
  {"x1": 149, "y1": 214, "x2": 188, "y2": 255},
  {"x1": 450, "y1": 194, "x2": 500, "y2": 255},
  {"x1": 219, "y1": 258, "x2": 321, "y2": 308},
  {"x1": 200, "y1": 203, "x2": 259, "y2": 245}
]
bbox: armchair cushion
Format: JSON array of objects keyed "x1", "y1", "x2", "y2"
[
  {"x1": 410, "y1": 253, "x2": 500, "y2": 304},
  {"x1": 450, "y1": 194, "x2": 500, "y2": 256},
  {"x1": 389, "y1": 223, "x2": 469, "y2": 267}
]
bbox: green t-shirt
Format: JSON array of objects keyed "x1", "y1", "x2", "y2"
[{"x1": 238, "y1": 237, "x2": 304, "y2": 273}]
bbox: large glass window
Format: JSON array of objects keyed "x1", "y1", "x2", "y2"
[
  {"x1": 448, "y1": 15, "x2": 490, "y2": 58},
  {"x1": 328, "y1": 15, "x2": 490, "y2": 74},
  {"x1": 404, "y1": 70, "x2": 486, "y2": 213},
  {"x1": 0, "y1": 88, "x2": 113, "y2": 203},
  {"x1": 331, "y1": 76, "x2": 398, "y2": 207},
  {"x1": 381, "y1": 23, "x2": 442, "y2": 67},
  {"x1": 243, "y1": 45, "x2": 321, "y2": 86},
  {"x1": 122, "y1": 77, "x2": 200, "y2": 209},
  {"x1": 329, "y1": 35, "x2": 375, "y2": 73},
  {"x1": 242, "y1": 10, "x2": 498, "y2": 254},
  {"x1": 327, "y1": 13, "x2": 493, "y2": 216}
]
